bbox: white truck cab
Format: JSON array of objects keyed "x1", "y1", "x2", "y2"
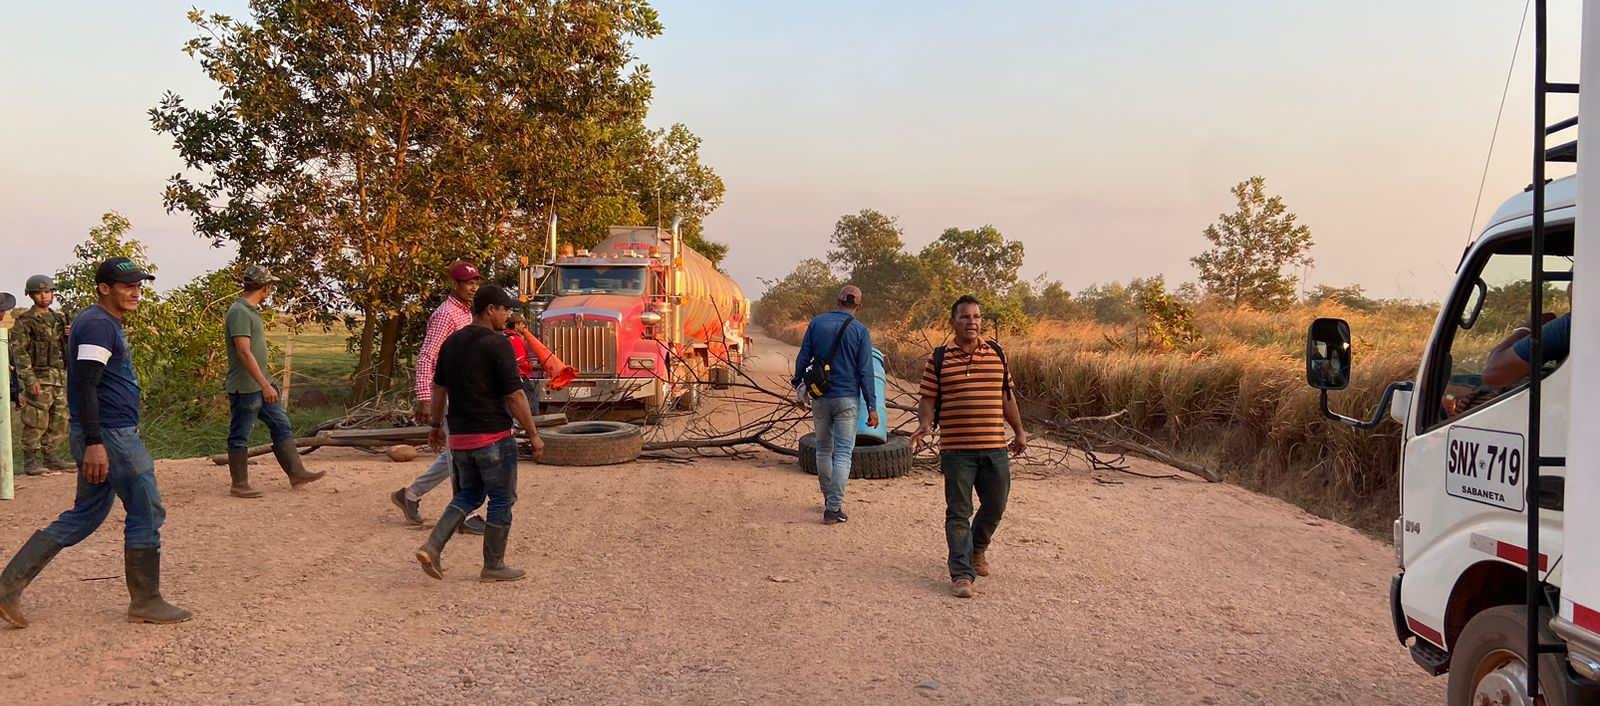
[{"x1": 1306, "y1": 2, "x2": 1597, "y2": 703}]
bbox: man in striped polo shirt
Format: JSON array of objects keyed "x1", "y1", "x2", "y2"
[{"x1": 911, "y1": 295, "x2": 1028, "y2": 598}]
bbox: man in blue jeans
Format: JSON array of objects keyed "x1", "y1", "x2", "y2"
[
  {"x1": 0, "y1": 257, "x2": 192, "y2": 627},
  {"x1": 415, "y1": 286, "x2": 545, "y2": 582},
  {"x1": 792, "y1": 285, "x2": 878, "y2": 524},
  {"x1": 224, "y1": 264, "x2": 324, "y2": 497}
]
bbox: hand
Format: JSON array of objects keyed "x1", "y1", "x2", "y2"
[
  {"x1": 82, "y1": 444, "x2": 109, "y2": 484},
  {"x1": 28, "y1": 382, "x2": 41, "y2": 398},
  {"x1": 529, "y1": 435, "x2": 545, "y2": 463},
  {"x1": 415, "y1": 402, "x2": 431, "y2": 426},
  {"x1": 428, "y1": 426, "x2": 445, "y2": 452},
  {"x1": 910, "y1": 425, "x2": 931, "y2": 452},
  {"x1": 261, "y1": 384, "x2": 280, "y2": 405},
  {"x1": 1009, "y1": 430, "x2": 1029, "y2": 457},
  {"x1": 866, "y1": 410, "x2": 880, "y2": 428}
]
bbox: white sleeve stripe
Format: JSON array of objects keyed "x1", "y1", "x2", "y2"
[{"x1": 77, "y1": 344, "x2": 113, "y2": 364}]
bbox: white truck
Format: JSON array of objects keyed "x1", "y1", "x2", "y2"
[{"x1": 1306, "y1": 2, "x2": 1597, "y2": 702}]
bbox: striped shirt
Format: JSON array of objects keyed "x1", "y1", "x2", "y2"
[
  {"x1": 414, "y1": 295, "x2": 473, "y2": 401},
  {"x1": 919, "y1": 341, "x2": 1012, "y2": 451}
]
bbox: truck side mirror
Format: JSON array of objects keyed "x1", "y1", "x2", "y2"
[{"x1": 1306, "y1": 317, "x2": 1352, "y2": 391}]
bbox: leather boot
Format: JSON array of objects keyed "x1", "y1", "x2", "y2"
[
  {"x1": 124, "y1": 547, "x2": 193, "y2": 624},
  {"x1": 973, "y1": 550, "x2": 991, "y2": 577},
  {"x1": 228, "y1": 449, "x2": 263, "y2": 498},
  {"x1": 479, "y1": 523, "x2": 526, "y2": 583},
  {"x1": 272, "y1": 441, "x2": 325, "y2": 488},
  {"x1": 415, "y1": 505, "x2": 467, "y2": 580},
  {"x1": 21, "y1": 451, "x2": 45, "y2": 477},
  {"x1": 390, "y1": 488, "x2": 424, "y2": 525},
  {"x1": 0, "y1": 531, "x2": 65, "y2": 628},
  {"x1": 44, "y1": 450, "x2": 75, "y2": 471}
]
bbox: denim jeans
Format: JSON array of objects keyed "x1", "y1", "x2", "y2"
[
  {"x1": 42, "y1": 426, "x2": 166, "y2": 549},
  {"x1": 811, "y1": 396, "x2": 858, "y2": 512},
  {"x1": 448, "y1": 436, "x2": 519, "y2": 526},
  {"x1": 227, "y1": 388, "x2": 294, "y2": 449},
  {"x1": 521, "y1": 380, "x2": 541, "y2": 417},
  {"x1": 943, "y1": 449, "x2": 1011, "y2": 581}
]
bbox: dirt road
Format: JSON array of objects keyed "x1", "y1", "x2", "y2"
[{"x1": 0, "y1": 332, "x2": 1440, "y2": 705}]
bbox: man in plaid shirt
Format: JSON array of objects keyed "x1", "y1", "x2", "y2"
[{"x1": 391, "y1": 262, "x2": 488, "y2": 533}]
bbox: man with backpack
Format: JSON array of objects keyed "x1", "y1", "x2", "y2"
[
  {"x1": 911, "y1": 295, "x2": 1028, "y2": 598},
  {"x1": 792, "y1": 285, "x2": 878, "y2": 524}
]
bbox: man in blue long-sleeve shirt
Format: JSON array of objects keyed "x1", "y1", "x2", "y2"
[{"x1": 792, "y1": 285, "x2": 878, "y2": 524}]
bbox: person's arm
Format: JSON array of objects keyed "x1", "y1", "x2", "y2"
[
  {"x1": 233, "y1": 337, "x2": 279, "y2": 404},
  {"x1": 792, "y1": 322, "x2": 814, "y2": 387},
  {"x1": 12, "y1": 322, "x2": 38, "y2": 396},
  {"x1": 72, "y1": 354, "x2": 111, "y2": 484},
  {"x1": 910, "y1": 356, "x2": 938, "y2": 451},
  {"x1": 1003, "y1": 394, "x2": 1028, "y2": 456},
  {"x1": 856, "y1": 324, "x2": 878, "y2": 427},
  {"x1": 495, "y1": 339, "x2": 544, "y2": 461},
  {"x1": 414, "y1": 311, "x2": 451, "y2": 420},
  {"x1": 426, "y1": 383, "x2": 449, "y2": 451}
]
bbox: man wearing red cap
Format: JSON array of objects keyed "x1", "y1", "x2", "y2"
[{"x1": 390, "y1": 262, "x2": 489, "y2": 533}]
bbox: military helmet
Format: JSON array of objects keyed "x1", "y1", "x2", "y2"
[{"x1": 24, "y1": 274, "x2": 53, "y2": 294}]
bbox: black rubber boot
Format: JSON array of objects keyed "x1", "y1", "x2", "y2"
[
  {"x1": 0, "y1": 531, "x2": 65, "y2": 628},
  {"x1": 272, "y1": 441, "x2": 325, "y2": 488},
  {"x1": 228, "y1": 449, "x2": 263, "y2": 498},
  {"x1": 479, "y1": 523, "x2": 526, "y2": 583},
  {"x1": 459, "y1": 515, "x2": 487, "y2": 536},
  {"x1": 415, "y1": 505, "x2": 467, "y2": 580},
  {"x1": 124, "y1": 547, "x2": 193, "y2": 624},
  {"x1": 390, "y1": 488, "x2": 424, "y2": 525}
]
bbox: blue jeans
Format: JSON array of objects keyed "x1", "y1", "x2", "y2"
[
  {"x1": 522, "y1": 380, "x2": 541, "y2": 416},
  {"x1": 448, "y1": 436, "x2": 519, "y2": 526},
  {"x1": 43, "y1": 426, "x2": 166, "y2": 549},
  {"x1": 227, "y1": 389, "x2": 294, "y2": 449},
  {"x1": 811, "y1": 396, "x2": 858, "y2": 512},
  {"x1": 943, "y1": 449, "x2": 1011, "y2": 581}
]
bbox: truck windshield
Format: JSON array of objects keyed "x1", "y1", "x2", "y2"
[{"x1": 557, "y1": 266, "x2": 647, "y2": 295}]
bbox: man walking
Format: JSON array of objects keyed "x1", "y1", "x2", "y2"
[
  {"x1": 415, "y1": 285, "x2": 544, "y2": 582},
  {"x1": 391, "y1": 262, "x2": 489, "y2": 534},
  {"x1": 224, "y1": 265, "x2": 324, "y2": 497},
  {"x1": 911, "y1": 295, "x2": 1027, "y2": 598},
  {"x1": 791, "y1": 284, "x2": 877, "y2": 524},
  {"x1": 0, "y1": 257, "x2": 192, "y2": 627},
  {"x1": 12, "y1": 274, "x2": 72, "y2": 475}
]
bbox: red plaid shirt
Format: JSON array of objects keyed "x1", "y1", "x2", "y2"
[{"x1": 415, "y1": 295, "x2": 473, "y2": 402}]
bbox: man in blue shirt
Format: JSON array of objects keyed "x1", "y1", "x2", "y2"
[
  {"x1": 0, "y1": 257, "x2": 193, "y2": 628},
  {"x1": 792, "y1": 285, "x2": 878, "y2": 524},
  {"x1": 1484, "y1": 312, "x2": 1573, "y2": 387}
]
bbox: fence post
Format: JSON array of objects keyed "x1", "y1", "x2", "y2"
[{"x1": 1, "y1": 325, "x2": 13, "y2": 501}]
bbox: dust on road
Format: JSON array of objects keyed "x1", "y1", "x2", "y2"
[{"x1": 0, "y1": 334, "x2": 1440, "y2": 705}]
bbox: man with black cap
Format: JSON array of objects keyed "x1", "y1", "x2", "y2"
[
  {"x1": 415, "y1": 285, "x2": 544, "y2": 582},
  {"x1": 0, "y1": 257, "x2": 193, "y2": 628},
  {"x1": 223, "y1": 264, "x2": 324, "y2": 498},
  {"x1": 391, "y1": 262, "x2": 490, "y2": 533},
  {"x1": 792, "y1": 284, "x2": 878, "y2": 524}
]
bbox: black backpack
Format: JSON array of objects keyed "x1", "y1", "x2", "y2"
[
  {"x1": 930, "y1": 340, "x2": 1010, "y2": 428},
  {"x1": 801, "y1": 314, "x2": 856, "y2": 398}
]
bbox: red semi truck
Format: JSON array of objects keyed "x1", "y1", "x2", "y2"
[{"x1": 523, "y1": 221, "x2": 750, "y2": 422}]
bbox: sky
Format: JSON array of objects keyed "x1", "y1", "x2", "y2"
[{"x1": 0, "y1": 0, "x2": 1584, "y2": 305}]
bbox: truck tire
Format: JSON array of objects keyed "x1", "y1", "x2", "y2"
[
  {"x1": 797, "y1": 433, "x2": 912, "y2": 480},
  {"x1": 1445, "y1": 605, "x2": 1567, "y2": 706},
  {"x1": 537, "y1": 421, "x2": 643, "y2": 466}
]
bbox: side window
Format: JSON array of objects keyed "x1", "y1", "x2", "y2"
[{"x1": 1427, "y1": 236, "x2": 1572, "y2": 426}]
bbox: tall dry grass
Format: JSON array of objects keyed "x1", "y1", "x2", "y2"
[{"x1": 775, "y1": 303, "x2": 1438, "y2": 535}]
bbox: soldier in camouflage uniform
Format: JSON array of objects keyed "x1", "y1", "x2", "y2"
[{"x1": 12, "y1": 275, "x2": 72, "y2": 475}]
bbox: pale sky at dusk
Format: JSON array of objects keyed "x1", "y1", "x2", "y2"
[{"x1": 0, "y1": 1, "x2": 1582, "y2": 304}]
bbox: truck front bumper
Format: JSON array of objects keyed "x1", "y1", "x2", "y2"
[{"x1": 535, "y1": 377, "x2": 654, "y2": 405}]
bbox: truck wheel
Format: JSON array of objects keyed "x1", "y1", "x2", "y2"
[
  {"x1": 797, "y1": 433, "x2": 912, "y2": 479},
  {"x1": 537, "y1": 421, "x2": 643, "y2": 466},
  {"x1": 1445, "y1": 605, "x2": 1568, "y2": 706}
]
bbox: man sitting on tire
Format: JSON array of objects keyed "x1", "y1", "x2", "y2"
[{"x1": 792, "y1": 285, "x2": 878, "y2": 525}]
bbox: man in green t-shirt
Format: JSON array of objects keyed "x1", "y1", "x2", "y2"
[{"x1": 224, "y1": 265, "x2": 325, "y2": 498}]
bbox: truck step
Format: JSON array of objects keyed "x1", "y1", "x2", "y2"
[{"x1": 1410, "y1": 639, "x2": 1450, "y2": 677}]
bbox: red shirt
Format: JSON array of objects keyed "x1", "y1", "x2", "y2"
[{"x1": 506, "y1": 331, "x2": 535, "y2": 378}]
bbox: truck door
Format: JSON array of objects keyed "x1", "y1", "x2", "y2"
[{"x1": 1399, "y1": 228, "x2": 1572, "y2": 648}]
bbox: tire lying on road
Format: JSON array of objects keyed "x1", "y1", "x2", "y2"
[
  {"x1": 537, "y1": 421, "x2": 643, "y2": 466},
  {"x1": 797, "y1": 433, "x2": 913, "y2": 479}
]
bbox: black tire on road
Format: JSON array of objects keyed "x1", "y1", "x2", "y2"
[
  {"x1": 537, "y1": 421, "x2": 643, "y2": 466},
  {"x1": 797, "y1": 433, "x2": 912, "y2": 480},
  {"x1": 1445, "y1": 605, "x2": 1568, "y2": 706}
]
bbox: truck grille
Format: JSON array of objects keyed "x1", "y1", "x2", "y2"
[{"x1": 542, "y1": 318, "x2": 617, "y2": 376}]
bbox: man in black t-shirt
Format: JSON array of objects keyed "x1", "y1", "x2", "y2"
[{"x1": 415, "y1": 285, "x2": 545, "y2": 583}]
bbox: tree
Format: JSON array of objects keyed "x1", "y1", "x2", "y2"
[
  {"x1": 754, "y1": 258, "x2": 839, "y2": 331},
  {"x1": 1022, "y1": 278, "x2": 1078, "y2": 321},
  {"x1": 828, "y1": 210, "x2": 904, "y2": 279},
  {"x1": 1307, "y1": 284, "x2": 1378, "y2": 312},
  {"x1": 54, "y1": 212, "x2": 148, "y2": 316},
  {"x1": 151, "y1": 0, "x2": 684, "y2": 401},
  {"x1": 632, "y1": 123, "x2": 728, "y2": 264},
  {"x1": 919, "y1": 225, "x2": 1029, "y2": 333},
  {"x1": 1190, "y1": 176, "x2": 1314, "y2": 310}
]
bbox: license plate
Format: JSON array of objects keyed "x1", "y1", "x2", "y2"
[
  {"x1": 1445, "y1": 426, "x2": 1526, "y2": 511},
  {"x1": 570, "y1": 386, "x2": 593, "y2": 399}
]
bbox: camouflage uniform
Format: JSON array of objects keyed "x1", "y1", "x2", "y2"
[{"x1": 11, "y1": 307, "x2": 71, "y2": 471}]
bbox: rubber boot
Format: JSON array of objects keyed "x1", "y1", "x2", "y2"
[
  {"x1": 124, "y1": 547, "x2": 193, "y2": 624},
  {"x1": 0, "y1": 531, "x2": 65, "y2": 628},
  {"x1": 44, "y1": 449, "x2": 75, "y2": 471},
  {"x1": 415, "y1": 505, "x2": 467, "y2": 580},
  {"x1": 459, "y1": 515, "x2": 487, "y2": 536},
  {"x1": 272, "y1": 441, "x2": 325, "y2": 488},
  {"x1": 21, "y1": 451, "x2": 45, "y2": 477},
  {"x1": 479, "y1": 523, "x2": 526, "y2": 583},
  {"x1": 228, "y1": 449, "x2": 263, "y2": 499}
]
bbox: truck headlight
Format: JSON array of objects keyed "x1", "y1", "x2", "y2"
[{"x1": 640, "y1": 311, "x2": 663, "y2": 326}]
